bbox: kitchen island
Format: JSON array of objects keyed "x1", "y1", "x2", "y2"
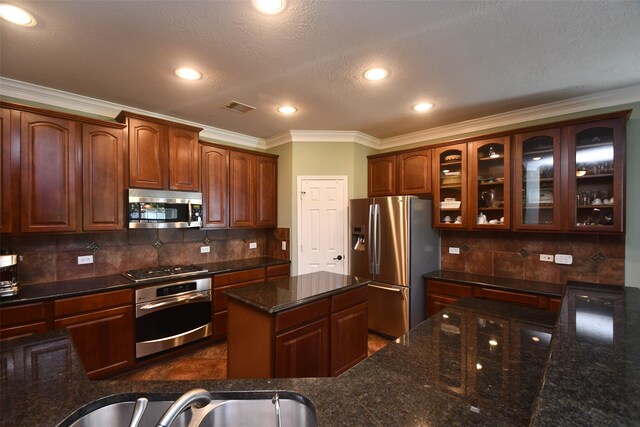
[
  {"x1": 1, "y1": 281, "x2": 638, "y2": 426},
  {"x1": 225, "y1": 271, "x2": 370, "y2": 378}
]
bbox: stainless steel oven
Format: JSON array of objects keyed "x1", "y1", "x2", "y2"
[{"x1": 135, "y1": 277, "x2": 212, "y2": 358}]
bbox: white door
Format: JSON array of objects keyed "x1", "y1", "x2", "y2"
[{"x1": 298, "y1": 177, "x2": 348, "y2": 275}]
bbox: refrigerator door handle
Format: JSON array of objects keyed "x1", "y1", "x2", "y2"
[
  {"x1": 375, "y1": 204, "x2": 381, "y2": 275},
  {"x1": 368, "y1": 284, "x2": 406, "y2": 298},
  {"x1": 368, "y1": 204, "x2": 374, "y2": 274}
]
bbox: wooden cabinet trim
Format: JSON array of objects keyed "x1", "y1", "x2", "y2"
[
  {"x1": 275, "y1": 298, "x2": 330, "y2": 333},
  {"x1": 54, "y1": 289, "x2": 132, "y2": 318},
  {"x1": 475, "y1": 286, "x2": 541, "y2": 307}
]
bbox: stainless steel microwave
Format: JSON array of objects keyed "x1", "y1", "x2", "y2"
[{"x1": 127, "y1": 189, "x2": 202, "y2": 229}]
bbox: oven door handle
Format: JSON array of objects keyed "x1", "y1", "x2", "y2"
[{"x1": 138, "y1": 292, "x2": 210, "y2": 313}]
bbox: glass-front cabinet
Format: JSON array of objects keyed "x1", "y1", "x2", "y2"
[
  {"x1": 567, "y1": 118, "x2": 625, "y2": 233},
  {"x1": 513, "y1": 129, "x2": 562, "y2": 231},
  {"x1": 433, "y1": 144, "x2": 467, "y2": 228},
  {"x1": 469, "y1": 137, "x2": 510, "y2": 229}
]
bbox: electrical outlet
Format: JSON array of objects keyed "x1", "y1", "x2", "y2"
[
  {"x1": 540, "y1": 254, "x2": 554, "y2": 262},
  {"x1": 77, "y1": 255, "x2": 93, "y2": 265},
  {"x1": 249, "y1": 242, "x2": 257, "y2": 249},
  {"x1": 554, "y1": 254, "x2": 573, "y2": 265},
  {"x1": 449, "y1": 247, "x2": 460, "y2": 255},
  {"x1": 281, "y1": 241, "x2": 287, "y2": 251},
  {"x1": 200, "y1": 246, "x2": 210, "y2": 253}
]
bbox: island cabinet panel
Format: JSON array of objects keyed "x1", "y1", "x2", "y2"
[
  {"x1": 128, "y1": 118, "x2": 166, "y2": 189},
  {"x1": 368, "y1": 154, "x2": 396, "y2": 196},
  {"x1": 397, "y1": 149, "x2": 432, "y2": 195},
  {"x1": 330, "y1": 301, "x2": 367, "y2": 376},
  {"x1": 212, "y1": 267, "x2": 265, "y2": 340},
  {"x1": 53, "y1": 289, "x2": 134, "y2": 379},
  {"x1": 256, "y1": 155, "x2": 277, "y2": 227},
  {"x1": 168, "y1": 126, "x2": 200, "y2": 191},
  {"x1": 275, "y1": 317, "x2": 330, "y2": 378},
  {"x1": 20, "y1": 112, "x2": 79, "y2": 233},
  {"x1": 275, "y1": 299, "x2": 329, "y2": 332},
  {"x1": 82, "y1": 124, "x2": 125, "y2": 231},
  {"x1": 229, "y1": 150, "x2": 257, "y2": 227},
  {"x1": 201, "y1": 145, "x2": 228, "y2": 228},
  {"x1": 0, "y1": 301, "x2": 53, "y2": 340}
]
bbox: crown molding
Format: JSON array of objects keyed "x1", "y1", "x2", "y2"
[
  {"x1": 265, "y1": 130, "x2": 381, "y2": 149},
  {"x1": 382, "y1": 84, "x2": 640, "y2": 149},
  {"x1": 0, "y1": 77, "x2": 264, "y2": 149}
]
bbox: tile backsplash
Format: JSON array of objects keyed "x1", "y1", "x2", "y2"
[
  {"x1": 440, "y1": 231, "x2": 625, "y2": 285},
  {"x1": 2, "y1": 228, "x2": 290, "y2": 285}
]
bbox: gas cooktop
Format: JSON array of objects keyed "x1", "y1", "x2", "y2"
[{"x1": 123, "y1": 265, "x2": 207, "y2": 283}]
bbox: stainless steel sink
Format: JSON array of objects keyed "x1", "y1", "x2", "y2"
[{"x1": 61, "y1": 391, "x2": 317, "y2": 427}]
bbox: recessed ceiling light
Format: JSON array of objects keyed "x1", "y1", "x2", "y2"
[
  {"x1": 0, "y1": 3, "x2": 36, "y2": 26},
  {"x1": 252, "y1": 0, "x2": 286, "y2": 15},
  {"x1": 363, "y1": 68, "x2": 389, "y2": 81},
  {"x1": 175, "y1": 67, "x2": 202, "y2": 81},
  {"x1": 413, "y1": 102, "x2": 434, "y2": 112},
  {"x1": 277, "y1": 105, "x2": 297, "y2": 114}
]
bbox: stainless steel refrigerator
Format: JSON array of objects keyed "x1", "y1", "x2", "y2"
[{"x1": 349, "y1": 196, "x2": 439, "y2": 338}]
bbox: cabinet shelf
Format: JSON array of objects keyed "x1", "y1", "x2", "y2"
[
  {"x1": 477, "y1": 207, "x2": 504, "y2": 211},
  {"x1": 523, "y1": 148, "x2": 554, "y2": 156},
  {"x1": 441, "y1": 184, "x2": 462, "y2": 189},
  {"x1": 478, "y1": 181, "x2": 504, "y2": 187},
  {"x1": 575, "y1": 173, "x2": 613, "y2": 180},
  {"x1": 478, "y1": 155, "x2": 504, "y2": 161},
  {"x1": 577, "y1": 204, "x2": 614, "y2": 209},
  {"x1": 441, "y1": 160, "x2": 462, "y2": 166},
  {"x1": 523, "y1": 177, "x2": 554, "y2": 183}
]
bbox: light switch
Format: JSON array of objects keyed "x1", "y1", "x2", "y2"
[
  {"x1": 77, "y1": 255, "x2": 93, "y2": 265},
  {"x1": 449, "y1": 247, "x2": 460, "y2": 255},
  {"x1": 281, "y1": 241, "x2": 287, "y2": 251},
  {"x1": 200, "y1": 246, "x2": 210, "y2": 253},
  {"x1": 554, "y1": 254, "x2": 573, "y2": 265},
  {"x1": 249, "y1": 242, "x2": 257, "y2": 249}
]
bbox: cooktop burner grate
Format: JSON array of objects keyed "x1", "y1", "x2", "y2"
[{"x1": 123, "y1": 265, "x2": 207, "y2": 282}]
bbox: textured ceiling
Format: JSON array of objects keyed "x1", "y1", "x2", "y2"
[{"x1": 1, "y1": 0, "x2": 640, "y2": 140}]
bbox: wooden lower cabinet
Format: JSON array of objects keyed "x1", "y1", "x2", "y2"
[
  {"x1": 228, "y1": 286, "x2": 368, "y2": 379},
  {"x1": 212, "y1": 267, "x2": 266, "y2": 340},
  {"x1": 53, "y1": 289, "x2": 134, "y2": 379},
  {"x1": 275, "y1": 317, "x2": 330, "y2": 378},
  {"x1": 0, "y1": 301, "x2": 53, "y2": 340},
  {"x1": 426, "y1": 278, "x2": 561, "y2": 317}
]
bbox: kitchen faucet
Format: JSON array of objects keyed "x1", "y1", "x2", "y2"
[{"x1": 156, "y1": 388, "x2": 213, "y2": 427}]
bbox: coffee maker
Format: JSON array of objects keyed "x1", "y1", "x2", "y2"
[{"x1": 0, "y1": 253, "x2": 19, "y2": 297}]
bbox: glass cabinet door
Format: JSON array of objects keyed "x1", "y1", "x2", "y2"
[
  {"x1": 469, "y1": 137, "x2": 510, "y2": 229},
  {"x1": 513, "y1": 129, "x2": 562, "y2": 230},
  {"x1": 568, "y1": 118, "x2": 624, "y2": 233},
  {"x1": 433, "y1": 144, "x2": 467, "y2": 228}
]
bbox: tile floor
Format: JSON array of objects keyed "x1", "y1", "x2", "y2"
[{"x1": 117, "y1": 333, "x2": 391, "y2": 381}]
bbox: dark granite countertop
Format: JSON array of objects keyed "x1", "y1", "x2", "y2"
[
  {"x1": 424, "y1": 269, "x2": 565, "y2": 297},
  {"x1": 2, "y1": 282, "x2": 638, "y2": 426},
  {"x1": 224, "y1": 271, "x2": 370, "y2": 313},
  {"x1": 0, "y1": 257, "x2": 290, "y2": 307}
]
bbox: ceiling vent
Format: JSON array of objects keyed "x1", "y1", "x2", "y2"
[{"x1": 223, "y1": 100, "x2": 256, "y2": 114}]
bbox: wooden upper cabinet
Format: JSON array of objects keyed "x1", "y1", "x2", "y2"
[
  {"x1": 256, "y1": 155, "x2": 277, "y2": 227},
  {"x1": 127, "y1": 118, "x2": 166, "y2": 189},
  {"x1": 566, "y1": 118, "x2": 625, "y2": 233},
  {"x1": 0, "y1": 108, "x2": 17, "y2": 233},
  {"x1": 368, "y1": 154, "x2": 396, "y2": 196},
  {"x1": 397, "y1": 149, "x2": 432, "y2": 195},
  {"x1": 118, "y1": 112, "x2": 202, "y2": 190},
  {"x1": 433, "y1": 144, "x2": 468, "y2": 229},
  {"x1": 468, "y1": 137, "x2": 511, "y2": 230},
  {"x1": 168, "y1": 126, "x2": 200, "y2": 191},
  {"x1": 82, "y1": 124, "x2": 125, "y2": 231},
  {"x1": 229, "y1": 150, "x2": 257, "y2": 227},
  {"x1": 20, "y1": 112, "x2": 79, "y2": 233},
  {"x1": 513, "y1": 128, "x2": 562, "y2": 231},
  {"x1": 201, "y1": 144, "x2": 228, "y2": 228}
]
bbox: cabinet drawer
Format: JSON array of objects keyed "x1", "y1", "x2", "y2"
[
  {"x1": 275, "y1": 298, "x2": 330, "y2": 333},
  {"x1": 0, "y1": 302, "x2": 51, "y2": 327},
  {"x1": 54, "y1": 289, "x2": 132, "y2": 318},
  {"x1": 549, "y1": 297, "x2": 562, "y2": 313},
  {"x1": 267, "y1": 264, "x2": 290, "y2": 279},
  {"x1": 331, "y1": 286, "x2": 367, "y2": 313},
  {"x1": 214, "y1": 268, "x2": 265, "y2": 287},
  {"x1": 427, "y1": 280, "x2": 473, "y2": 298},
  {"x1": 476, "y1": 287, "x2": 540, "y2": 307}
]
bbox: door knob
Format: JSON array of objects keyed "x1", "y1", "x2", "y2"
[{"x1": 333, "y1": 255, "x2": 343, "y2": 260}]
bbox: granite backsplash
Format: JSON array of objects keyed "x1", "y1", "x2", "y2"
[
  {"x1": 440, "y1": 230, "x2": 625, "y2": 285},
  {"x1": 1, "y1": 228, "x2": 290, "y2": 285}
]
